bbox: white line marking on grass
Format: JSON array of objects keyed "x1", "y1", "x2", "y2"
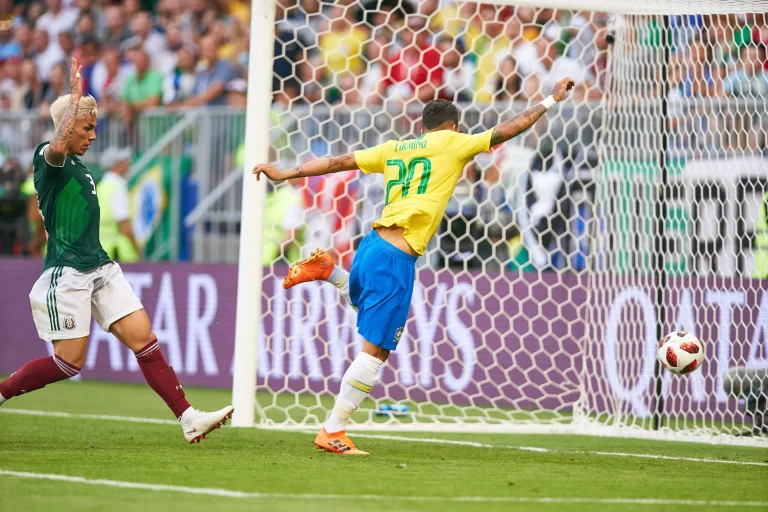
[
  {"x1": 0, "y1": 408, "x2": 177, "y2": 425},
  {"x1": 1, "y1": 470, "x2": 766, "y2": 508},
  {"x1": 320, "y1": 431, "x2": 768, "y2": 467},
  {"x1": 4, "y1": 408, "x2": 767, "y2": 467}
]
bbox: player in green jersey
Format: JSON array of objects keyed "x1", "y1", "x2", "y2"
[{"x1": 0, "y1": 58, "x2": 233, "y2": 443}]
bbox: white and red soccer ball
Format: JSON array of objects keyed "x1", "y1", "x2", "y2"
[{"x1": 657, "y1": 330, "x2": 704, "y2": 375}]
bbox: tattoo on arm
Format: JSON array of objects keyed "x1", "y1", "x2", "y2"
[
  {"x1": 285, "y1": 153, "x2": 357, "y2": 179},
  {"x1": 490, "y1": 104, "x2": 548, "y2": 147},
  {"x1": 46, "y1": 100, "x2": 79, "y2": 166},
  {"x1": 324, "y1": 154, "x2": 356, "y2": 173},
  {"x1": 286, "y1": 164, "x2": 305, "y2": 179}
]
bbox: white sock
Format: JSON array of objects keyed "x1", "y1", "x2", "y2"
[
  {"x1": 325, "y1": 352, "x2": 384, "y2": 434},
  {"x1": 327, "y1": 265, "x2": 353, "y2": 306},
  {"x1": 0, "y1": 392, "x2": 6, "y2": 406}
]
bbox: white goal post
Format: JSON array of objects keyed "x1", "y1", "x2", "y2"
[{"x1": 234, "y1": 0, "x2": 768, "y2": 445}]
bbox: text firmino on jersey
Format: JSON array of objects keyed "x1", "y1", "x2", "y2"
[{"x1": 395, "y1": 140, "x2": 428, "y2": 152}]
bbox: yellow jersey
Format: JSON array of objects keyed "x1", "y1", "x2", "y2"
[{"x1": 354, "y1": 129, "x2": 494, "y2": 255}]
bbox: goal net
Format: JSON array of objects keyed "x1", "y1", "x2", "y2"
[{"x1": 244, "y1": 0, "x2": 768, "y2": 444}]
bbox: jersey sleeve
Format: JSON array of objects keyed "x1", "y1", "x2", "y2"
[
  {"x1": 33, "y1": 143, "x2": 64, "y2": 177},
  {"x1": 452, "y1": 130, "x2": 494, "y2": 161},
  {"x1": 353, "y1": 144, "x2": 386, "y2": 174}
]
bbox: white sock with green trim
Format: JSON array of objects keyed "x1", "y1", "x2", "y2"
[
  {"x1": 327, "y1": 266, "x2": 352, "y2": 307},
  {"x1": 325, "y1": 352, "x2": 383, "y2": 434}
]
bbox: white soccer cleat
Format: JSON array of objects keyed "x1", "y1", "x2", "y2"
[{"x1": 180, "y1": 406, "x2": 234, "y2": 444}]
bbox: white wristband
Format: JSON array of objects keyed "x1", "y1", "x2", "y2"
[{"x1": 540, "y1": 95, "x2": 557, "y2": 110}]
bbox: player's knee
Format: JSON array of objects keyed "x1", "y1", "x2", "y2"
[
  {"x1": 53, "y1": 341, "x2": 88, "y2": 369},
  {"x1": 361, "y1": 340, "x2": 389, "y2": 362},
  {"x1": 131, "y1": 331, "x2": 158, "y2": 354}
]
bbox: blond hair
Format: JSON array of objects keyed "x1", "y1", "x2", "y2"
[{"x1": 50, "y1": 94, "x2": 99, "y2": 129}]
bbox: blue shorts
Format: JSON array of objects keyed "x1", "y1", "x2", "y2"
[{"x1": 349, "y1": 230, "x2": 417, "y2": 351}]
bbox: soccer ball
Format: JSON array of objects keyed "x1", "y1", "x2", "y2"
[{"x1": 657, "y1": 330, "x2": 704, "y2": 375}]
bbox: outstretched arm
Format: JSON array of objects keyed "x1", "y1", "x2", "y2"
[
  {"x1": 489, "y1": 76, "x2": 575, "y2": 147},
  {"x1": 45, "y1": 58, "x2": 83, "y2": 167},
  {"x1": 253, "y1": 153, "x2": 358, "y2": 182}
]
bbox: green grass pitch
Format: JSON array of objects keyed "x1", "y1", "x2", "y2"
[{"x1": 0, "y1": 379, "x2": 767, "y2": 512}]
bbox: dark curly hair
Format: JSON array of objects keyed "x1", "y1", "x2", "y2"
[{"x1": 422, "y1": 99, "x2": 459, "y2": 130}]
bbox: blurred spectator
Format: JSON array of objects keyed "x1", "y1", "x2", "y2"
[
  {"x1": 419, "y1": 0, "x2": 460, "y2": 37},
  {"x1": 76, "y1": 36, "x2": 100, "y2": 96},
  {"x1": 73, "y1": 0, "x2": 106, "y2": 40},
  {"x1": 21, "y1": 161, "x2": 46, "y2": 258},
  {"x1": 504, "y1": 17, "x2": 538, "y2": 78},
  {"x1": 723, "y1": 44, "x2": 768, "y2": 152},
  {"x1": 318, "y1": 4, "x2": 367, "y2": 79},
  {"x1": 512, "y1": 142, "x2": 572, "y2": 272},
  {"x1": 121, "y1": 47, "x2": 163, "y2": 121},
  {"x1": 33, "y1": 28, "x2": 64, "y2": 82},
  {"x1": 0, "y1": 58, "x2": 22, "y2": 109},
  {"x1": 723, "y1": 44, "x2": 768, "y2": 96},
  {"x1": 0, "y1": 156, "x2": 30, "y2": 256},
  {"x1": 127, "y1": 11, "x2": 173, "y2": 74},
  {"x1": 14, "y1": 22, "x2": 35, "y2": 59},
  {"x1": 751, "y1": 16, "x2": 768, "y2": 67},
  {"x1": 163, "y1": 21, "x2": 185, "y2": 54},
  {"x1": 273, "y1": 18, "x2": 305, "y2": 103},
  {"x1": 681, "y1": 39, "x2": 722, "y2": 97},
  {"x1": 25, "y1": 2, "x2": 45, "y2": 28},
  {"x1": 384, "y1": 14, "x2": 443, "y2": 103},
  {"x1": 437, "y1": 36, "x2": 473, "y2": 102},
  {"x1": 495, "y1": 55, "x2": 523, "y2": 103},
  {"x1": 277, "y1": 0, "x2": 321, "y2": 49},
  {"x1": 216, "y1": 0, "x2": 251, "y2": 27},
  {"x1": 19, "y1": 57, "x2": 49, "y2": 110},
  {"x1": 198, "y1": 8, "x2": 220, "y2": 40},
  {"x1": 57, "y1": 29, "x2": 75, "y2": 69},
  {"x1": 75, "y1": 12, "x2": 98, "y2": 42},
  {"x1": 122, "y1": 0, "x2": 142, "y2": 22},
  {"x1": 226, "y1": 78, "x2": 247, "y2": 106},
  {"x1": 90, "y1": 45, "x2": 131, "y2": 110},
  {"x1": 465, "y1": 4, "x2": 511, "y2": 103},
  {"x1": 41, "y1": 61, "x2": 69, "y2": 111},
  {"x1": 35, "y1": 0, "x2": 78, "y2": 48},
  {"x1": 97, "y1": 147, "x2": 140, "y2": 263},
  {"x1": 358, "y1": 32, "x2": 394, "y2": 104},
  {"x1": 234, "y1": 22, "x2": 249, "y2": 71},
  {"x1": 525, "y1": 33, "x2": 598, "y2": 101},
  {"x1": 262, "y1": 179, "x2": 304, "y2": 267},
  {"x1": 176, "y1": 0, "x2": 207, "y2": 40},
  {"x1": 103, "y1": 6, "x2": 131, "y2": 48},
  {"x1": 175, "y1": 35, "x2": 236, "y2": 107},
  {"x1": 0, "y1": 17, "x2": 21, "y2": 61},
  {"x1": 303, "y1": 171, "x2": 359, "y2": 269},
  {"x1": 156, "y1": 0, "x2": 184, "y2": 33},
  {"x1": 565, "y1": 12, "x2": 605, "y2": 64},
  {"x1": 212, "y1": 17, "x2": 237, "y2": 61},
  {"x1": 164, "y1": 43, "x2": 198, "y2": 105},
  {"x1": 708, "y1": 14, "x2": 747, "y2": 71}
]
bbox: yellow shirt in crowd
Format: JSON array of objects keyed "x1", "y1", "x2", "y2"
[{"x1": 319, "y1": 27, "x2": 368, "y2": 76}]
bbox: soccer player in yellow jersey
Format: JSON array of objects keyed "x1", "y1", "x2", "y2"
[{"x1": 253, "y1": 76, "x2": 575, "y2": 455}]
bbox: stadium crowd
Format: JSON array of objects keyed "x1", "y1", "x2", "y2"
[
  {"x1": 0, "y1": 1, "x2": 767, "y2": 270},
  {"x1": 2, "y1": 1, "x2": 765, "y2": 117}
]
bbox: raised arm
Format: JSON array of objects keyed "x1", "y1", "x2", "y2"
[
  {"x1": 489, "y1": 77, "x2": 575, "y2": 147},
  {"x1": 45, "y1": 58, "x2": 83, "y2": 167},
  {"x1": 253, "y1": 153, "x2": 358, "y2": 182}
]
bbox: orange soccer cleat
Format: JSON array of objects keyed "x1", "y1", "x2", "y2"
[
  {"x1": 283, "y1": 249, "x2": 334, "y2": 289},
  {"x1": 314, "y1": 428, "x2": 369, "y2": 455}
]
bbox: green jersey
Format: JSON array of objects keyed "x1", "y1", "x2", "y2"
[{"x1": 33, "y1": 141, "x2": 111, "y2": 273}]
